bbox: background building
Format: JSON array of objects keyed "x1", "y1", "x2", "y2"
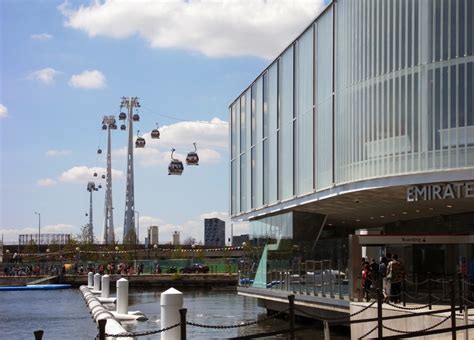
[
  {"x1": 204, "y1": 218, "x2": 225, "y2": 247},
  {"x1": 172, "y1": 231, "x2": 180, "y2": 246},
  {"x1": 230, "y1": 0, "x2": 474, "y2": 303},
  {"x1": 145, "y1": 226, "x2": 159, "y2": 247},
  {"x1": 232, "y1": 234, "x2": 249, "y2": 247}
]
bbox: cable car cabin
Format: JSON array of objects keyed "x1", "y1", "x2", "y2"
[
  {"x1": 119, "y1": 112, "x2": 126, "y2": 120},
  {"x1": 111, "y1": 124, "x2": 118, "y2": 130},
  {"x1": 186, "y1": 152, "x2": 199, "y2": 165},
  {"x1": 135, "y1": 137, "x2": 146, "y2": 148},
  {"x1": 151, "y1": 129, "x2": 160, "y2": 139},
  {"x1": 120, "y1": 124, "x2": 126, "y2": 130},
  {"x1": 102, "y1": 174, "x2": 106, "y2": 179},
  {"x1": 186, "y1": 143, "x2": 199, "y2": 165},
  {"x1": 97, "y1": 148, "x2": 102, "y2": 154},
  {"x1": 132, "y1": 114, "x2": 140, "y2": 122},
  {"x1": 168, "y1": 160, "x2": 184, "y2": 175},
  {"x1": 98, "y1": 185, "x2": 102, "y2": 189},
  {"x1": 102, "y1": 124, "x2": 107, "y2": 130},
  {"x1": 93, "y1": 172, "x2": 98, "y2": 177}
]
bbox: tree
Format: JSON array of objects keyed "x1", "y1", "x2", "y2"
[
  {"x1": 183, "y1": 237, "x2": 196, "y2": 246},
  {"x1": 76, "y1": 224, "x2": 93, "y2": 245}
]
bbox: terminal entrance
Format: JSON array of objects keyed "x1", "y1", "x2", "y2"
[{"x1": 349, "y1": 234, "x2": 474, "y2": 300}]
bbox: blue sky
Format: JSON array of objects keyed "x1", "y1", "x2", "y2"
[{"x1": 0, "y1": 0, "x2": 327, "y2": 244}]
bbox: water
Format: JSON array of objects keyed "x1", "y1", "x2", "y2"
[
  {"x1": 0, "y1": 287, "x2": 350, "y2": 339},
  {"x1": 0, "y1": 289, "x2": 97, "y2": 339}
]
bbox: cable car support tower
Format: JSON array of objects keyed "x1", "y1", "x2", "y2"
[
  {"x1": 86, "y1": 181, "x2": 99, "y2": 243},
  {"x1": 102, "y1": 115, "x2": 117, "y2": 245},
  {"x1": 122, "y1": 97, "x2": 140, "y2": 244}
]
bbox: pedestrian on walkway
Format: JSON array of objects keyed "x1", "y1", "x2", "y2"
[{"x1": 387, "y1": 254, "x2": 404, "y2": 303}]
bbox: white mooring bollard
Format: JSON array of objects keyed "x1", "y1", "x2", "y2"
[
  {"x1": 116, "y1": 278, "x2": 129, "y2": 315},
  {"x1": 94, "y1": 273, "x2": 101, "y2": 292},
  {"x1": 101, "y1": 275, "x2": 110, "y2": 298},
  {"x1": 87, "y1": 272, "x2": 94, "y2": 288},
  {"x1": 160, "y1": 287, "x2": 183, "y2": 340}
]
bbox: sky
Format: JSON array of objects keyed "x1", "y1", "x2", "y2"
[{"x1": 0, "y1": 0, "x2": 327, "y2": 245}]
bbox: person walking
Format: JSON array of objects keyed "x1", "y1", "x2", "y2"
[
  {"x1": 387, "y1": 254, "x2": 404, "y2": 303},
  {"x1": 379, "y1": 257, "x2": 390, "y2": 302},
  {"x1": 362, "y1": 263, "x2": 373, "y2": 302}
]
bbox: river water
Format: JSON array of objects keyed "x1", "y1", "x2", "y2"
[{"x1": 0, "y1": 287, "x2": 350, "y2": 339}]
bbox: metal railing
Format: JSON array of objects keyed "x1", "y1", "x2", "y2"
[{"x1": 238, "y1": 258, "x2": 350, "y2": 299}]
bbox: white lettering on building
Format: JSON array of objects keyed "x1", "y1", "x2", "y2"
[{"x1": 407, "y1": 182, "x2": 474, "y2": 202}]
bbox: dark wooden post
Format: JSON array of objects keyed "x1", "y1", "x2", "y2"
[
  {"x1": 33, "y1": 330, "x2": 44, "y2": 340},
  {"x1": 180, "y1": 308, "x2": 187, "y2": 340},
  {"x1": 288, "y1": 294, "x2": 295, "y2": 340},
  {"x1": 98, "y1": 319, "x2": 106, "y2": 340},
  {"x1": 428, "y1": 272, "x2": 432, "y2": 310},
  {"x1": 377, "y1": 288, "x2": 383, "y2": 339},
  {"x1": 402, "y1": 277, "x2": 407, "y2": 307},
  {"x1": 450, "y1": 280, "x2": 456, "y2": 340},
  {"x1": 414, "y1": 272, "x2": 418, "y2": 297}
]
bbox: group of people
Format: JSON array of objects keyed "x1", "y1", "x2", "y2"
[
  {"x1": 75, "y1": 262, "x2": 138, "y2": 275},
  {"x1": 361, "y1": 253, "x2": 405, "y2": 303},
  {"x1": 3, "y1": 264, "x2": 65, "y2": 277}
]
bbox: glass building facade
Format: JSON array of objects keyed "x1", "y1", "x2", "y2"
[
  {"x1": 230, "y1": 0, "x2": 474, "y2": 217},
  {"x1": 231, "y1": 0, "x2": 474, "y2": 298}
]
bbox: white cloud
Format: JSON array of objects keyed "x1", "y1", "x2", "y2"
[
  {"x1": 59, "y1": 166, "x2": 123, "y2": 183},
  {"x1": 36, "y1": 178, "x2": 57, "y2": 187},
  {"x1": 113, "y1": 118, "x2": 227, "y2": 167},
  {"x1": 0, "y1": 104, "x2": 8, "y2": 118},
  {"x1": 60, "y1": 0, "x2": 325, "y2": 59},
  {"x1": 149, "y1": 118, "x2": 228, "y2": 149},
  {"x1": 28, "y1": 67, "x2": 60, "y2": 85},
  {"x1": 30, "y1": 33, "x2": 53, "y2": 40},
  {"x1": 68, "y1": 70, "x2": 106, "y2": 89},
  {"x1": 139, "y1": 215, "x2": 164, "y2": 226},
  {"x1": 43, "y1": 223, "x2": 75, "y2": 233},
  {"x1": 46, "y1": 149, "x2": 72, "y2": 157}
]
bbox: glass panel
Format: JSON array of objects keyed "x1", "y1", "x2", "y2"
[
  {"x1": 316, "y1": 7, "x2": 333, "y2": 190},
  {"x1": 263, "y1": 139, "x2": 269, "y2": 205},
  {"x1": 255, "y1": 77, "x2": 263, "y2": 208},
  {"x1": 268, "y1": 63, "x2": 279, "y2": 204},
  {"x1": 251, "y1": 147, "x2": 256, "y2": 208},
  {"x1": 279, "y1": 47, "x2": 294, "y2": 199},
  {"x1": 240, "y1": 95, "x2": 246, "y2": 153},
  {"x1": 240, "y1": 153, "x2": 246, "y2": 211},
  {"x1": 263, "y1": 72, "x2": 270, "y2": 205},
  {"x1": 296, "y1": 27, "x2": 314, "y2": 195},
  {"x1": 251, "y1": 84, "x2": 257, "y2": 146},
  {"x1": 231, "y1": 103, "x2": 237, "y2": 159},
  {"x1": 231, "y1": 160, "x2": 237, "y2": 215}
]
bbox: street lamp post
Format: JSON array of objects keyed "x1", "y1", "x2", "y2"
[
  {"x1": 76, "y1": 247, "x2": 80, "y2": 268},
  {"x1": 153, "y1": 244, "x2": 158, "y2": 273},
  {"x1": 35, "y1": 212, "x2": 41, "y2": 253},
  {"x1": 135, "y1": 211, "x2": 140, "y2": 247},
  {"x1": 115, "y1": 246, "x2": 119, "y2": 273},
  {"x1": 191, "y1": 244, "x2": 196, "y2": 264}
]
